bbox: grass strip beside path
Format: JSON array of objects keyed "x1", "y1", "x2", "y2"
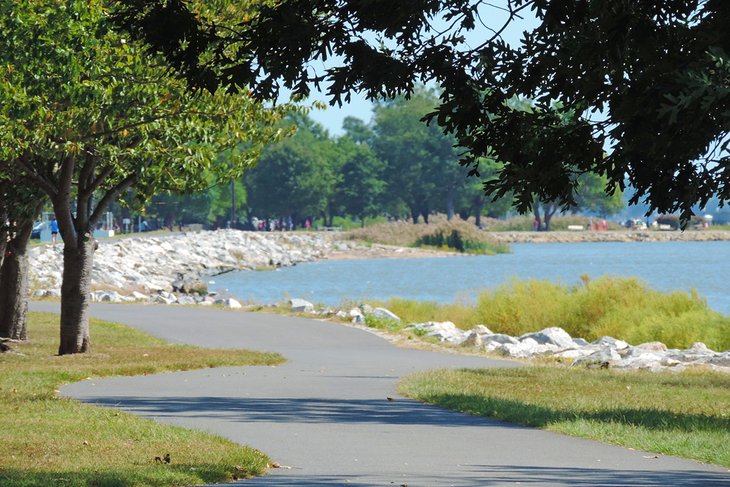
[
  {"x1": 399, "y1": 367, "x2": 730, "y2": 468},
  {"x1": 0, "y1": 312, "x2": 284, "y2": 487}
]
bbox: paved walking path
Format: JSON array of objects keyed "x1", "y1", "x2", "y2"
[{"x1": 34, "y1": 303, "x2": 729, "y2": 486}]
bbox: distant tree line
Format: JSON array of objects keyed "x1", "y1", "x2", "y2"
[{"x1": 153, "y1": 89, "x2": 623, "y2": 230}]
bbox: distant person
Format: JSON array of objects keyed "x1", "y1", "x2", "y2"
[{"x1": 50, "y1": 217, "x2": 59, "y2": 245}]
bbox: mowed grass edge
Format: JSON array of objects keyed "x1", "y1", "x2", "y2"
[
  {"x1": 0, "y1": 312, "x2": 284, "y2": 487},
  {"x1": 398, "y1": 367, "x2": 730, "y2": 468}
]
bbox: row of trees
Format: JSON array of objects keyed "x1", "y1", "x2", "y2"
[
  {"x1": 152, "y1": 90, "x2": 623, "y2": 230},
  {"x1": 0, "y1": 1, "x2": 292, "y2": 354}
]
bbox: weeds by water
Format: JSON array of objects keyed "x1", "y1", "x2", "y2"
[
  {"x1": 345, "y1": 217, "x2": 510, "y2": 255},
  {"x1": 370, "y1": 276, "x2": 730, "y2": 350}
]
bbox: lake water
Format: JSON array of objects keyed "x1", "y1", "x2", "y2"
[{"x1": 213, "y1": 241, "x2": 730, "y2": 314}]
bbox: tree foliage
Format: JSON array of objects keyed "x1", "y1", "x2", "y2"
[
  {"x1": 114, "y1": 0, "x2": 730, "y2": 223},
  {"x1": 0, "y1": 0, "x2": 291, "y2": 353}
]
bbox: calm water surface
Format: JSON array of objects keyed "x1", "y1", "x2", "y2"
[{"x1": 213, "y1": 241, "x2": 730, "y2": 314}]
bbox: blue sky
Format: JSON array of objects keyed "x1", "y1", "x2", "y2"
[{"x1": 302, "y1": 3, "x2": 539, "y2": 135}]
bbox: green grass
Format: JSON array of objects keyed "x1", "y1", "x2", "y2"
[
  {"x1": 0, "y1": 312, "x2": 284, "y2": 487},
  {"x1": 373, "y1": 276, "x2": 730, "y2": 350},
  {"x1": 399, "y1": 366, "x2": 730, "y2": 467}
]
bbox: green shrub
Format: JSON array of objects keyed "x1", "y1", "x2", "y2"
[
  {"x1": 345, "y1": 216, "x2": 510, "y2": 254},
  {"x1": 375, "y1": 276, "x2": 730, "y2": 350}
]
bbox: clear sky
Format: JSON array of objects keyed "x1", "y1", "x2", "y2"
[{"x1": 302, "y1": 3, "x2": 539, "y2": 135}]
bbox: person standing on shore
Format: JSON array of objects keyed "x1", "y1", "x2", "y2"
[{"x1": 50, "y1": 217, "x2": 59, "y2": 245}]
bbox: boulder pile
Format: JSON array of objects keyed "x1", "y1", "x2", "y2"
[
  {"x1": 29, "y1": 230, "x2": 355, "y2": 297},
  {"x1": 407, "y1": 321, "x2": 730, "y2": 373},
  {"x1": 291, "y1": 301, "x2": 730, "y2": 373}
]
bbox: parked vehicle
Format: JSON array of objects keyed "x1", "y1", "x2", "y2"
[
  {"x1": 624, "y1": 218, "x2": 647, "y2": 230},
  {"x1": 30, "y1": 221, "x2": 48, "y2": 239}
]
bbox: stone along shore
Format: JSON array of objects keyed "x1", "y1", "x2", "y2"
[
  {"x1": 28, "y1": 229, "x2": 729, "y2": 372},
  {"x1": 29, "y1": 230, "x2": 359, "y2": 302},
  {"x1": 488, "y1": 229, "x2": 730, "y2": 244}
]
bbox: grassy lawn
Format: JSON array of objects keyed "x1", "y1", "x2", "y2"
[
  {"x1": 399, "y1": 366, "x2": 730, "y2": 468},
  {"x1": 0, "y1": 312, "x2": 284, "y2": 487}
]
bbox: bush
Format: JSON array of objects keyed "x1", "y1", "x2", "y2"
[
  {"x1": 376, "y1": 276, "x2": 730, "y2": 350},
  {"x1": 345, "y1": 216, "x2": 510, "y2": 255}
]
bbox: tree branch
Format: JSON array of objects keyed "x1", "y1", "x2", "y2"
[
  {"x1": 13, "y1": 155, "x2": 57, "y2": 198},
  {"x1": 89, "y1": 173, "x2": 138, "y2": 227}
]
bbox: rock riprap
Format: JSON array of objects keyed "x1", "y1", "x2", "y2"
[
  {"x1": 30, "y1": 230, "x2": 350, "y2": 296},
  {"x1": 404, "y1": 321, "x2": 730, "y2": 373}
]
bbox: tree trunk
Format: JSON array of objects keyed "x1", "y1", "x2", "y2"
[
  {"x1": 446, "y1": 188, "x2": 455, "y2": 221},
  {"x1": 58, "y1": 237, "x2": 95, "y2": 355},
  {"x1": 0, "y1": 219, "x2": 33, "y2": 340},
  {"x1": 421, "y1": 209, "x2": 430, "y2": 224},
  {"x1": 0, "y1": 231, "x2": 7, "y2": 270},
  {"x1": 544, "y1": 203, "x2": 558, "y2": 231},
  {"x1": 410, "y1": 208, "x2": 419, "y2": 224},
  {"x1": 474, "y1": 198, "x2": 484, "y2": 228}
]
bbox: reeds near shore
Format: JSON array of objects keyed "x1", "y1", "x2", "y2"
[
  {"x1": 373, "y1": 276, "x2": 730, "y2": 350},
  {"x1": 344, "y1": 217, "x2": 510, "y2": 254}
]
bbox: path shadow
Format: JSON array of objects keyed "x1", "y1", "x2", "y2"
[
  {"x1": 209, "y1": 464, "x2": 730, "y2": 486},
  {"x1": 76, "y1": 395, "x2": 526, "y2": 428},
  {"x1": 421, "y1": 393, "x2": 730, "y2": 432}
]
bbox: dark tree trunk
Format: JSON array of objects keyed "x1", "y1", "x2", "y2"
[
  {"x1": 446, "y1": 187, "x2": 455, "y2": 221},
  {"x1": 410, "y1": 208, "x2": 420, "y2": 224},
  {"x1": 0, "y1": 219, "x2": 34, "y2": 340},
  {"x1": 474, "y1": 198, "x2": 483, "y2": 228},
  {"x1": 0, "y1": 230, "x2": 7, "y2": 270},
  {"x1": 544, "y1": 203, "x2": 558, "y2": 231},
  {"x1": 58, "y1": 237, "x2": 95, "y2": 355},
  {"x1": 421, "y1": 209, "x2": 429, "y2": 224}
]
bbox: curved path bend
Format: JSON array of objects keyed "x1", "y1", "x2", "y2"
[{"x1": 33, "y1": 303, "x2": 729, "y2": 486}]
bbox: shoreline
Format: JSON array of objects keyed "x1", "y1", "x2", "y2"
[
  {"x1": 28, "y1": 228, "x2": 730, "y2": 300},
  {"x1": 485, "y1": 229, "x2": 730, "y2": 244}
]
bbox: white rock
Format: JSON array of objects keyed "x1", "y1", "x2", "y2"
[
  {"x1": 409, "y1": 321, "x2": 467, "y2": 343},
  {"x1": 370, "y1": 307, "x2": 401, "y2": 322},
  {"x1": 335, "y1": 310, "x2": 349, "y2": 319},
  {"x1": 482, "y1": 333, "x2": 518, "y2": 345},
  {"x1": 572, "y1": 347, "x2": 621, "y2": 367},
  {"x1": 461, "y1": 330, "x2": 483, "y2": 348},
  {"x1": 91, "y1": 290, "x2": 123, "y2": 303},
  {"x1": 592, "y1": 336, "x2": 630, "y2": 350},
  {"x1": 131, "y1": 291, "x2": 150, "y2": 301},
  {"x1": 519, "y1": 327, "x2": 575, "y2": 349},
  {"x1": 176, "y1": 295, "x2": 197, "y2": 305},
  {"x1": 472, "y1": 324, "x2": 493, "y2": 335},
  {"x1": 153, "y1": 294, "x2": 176, "y2": 305},
  {"x1": 636, "y1": 341, "x2": 668, "y2": 352},
  {"x1": 214, "y1": 298, "x2": 242, "y2": 309},
  {"x1": 688, "y1": 342, "x2": 713, "y2": 353},
  {"x1": 710, "y1": 352, "x2": 730, "y2": 367},
  {"x1": 290, "y1": 298, "x2": 315, "y2": 313},
  {"x1": 359, "y1": 303, "x2": 374, "y2": 315},
  {"x1": 352, "y1": 314, "x2": 366, "y2": 324}
]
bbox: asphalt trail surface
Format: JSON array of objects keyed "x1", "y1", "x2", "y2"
[{"x1": 33, "y1": 303, "x2": 730, "y2": 486}]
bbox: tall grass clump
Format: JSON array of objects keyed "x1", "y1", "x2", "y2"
[
  {"x1": 345, "y1": 216, "x2": 509, "y2": 255},
  {"x1": 380, "y1": 276, "x2": 730, "y2": 350}
]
